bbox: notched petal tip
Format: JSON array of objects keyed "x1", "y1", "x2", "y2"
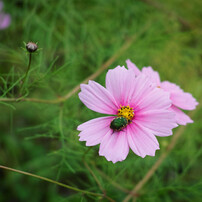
[
  {"x1": 99, "y1": 151, "x2": 127, "y2": 164},
  {"x1": 127, "y1": 123, "x2": 161, "y2": 157},
  {"x1": 80, "y1": 83, "x2": 88, "y2": 91},
  {"x1": 77, "y1": 125, "x2": 81, "y2": 131},
  {"x1": 150, "y1": 146, "x2": 160, "y2": 157},
  {"x1": 107, "y1": 65, "x2": 127, "y2": 74},
  {"x1": 99, "y1": 131, "x2": 129, "y2": 163}
]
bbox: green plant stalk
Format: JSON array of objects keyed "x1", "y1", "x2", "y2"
[
  {"x1": 0, "y1": 23, "x2": 150, "y2": 104},
  {"x1": 20, "y1": 53, "x2": 32, "y2": 95},
  {"x1": 82, "y1": 147, "x2": 105, "y2": 194},
  {"x1": 0, "y1": 164, "x2": 104, "y2": 198}
]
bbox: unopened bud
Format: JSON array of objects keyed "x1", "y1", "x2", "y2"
[{"x1": 26, "y1": 42, "x2": 38, "y2": 53}]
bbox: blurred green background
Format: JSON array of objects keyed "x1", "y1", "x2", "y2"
[{"x1": 0, "y1": 0, "x2": 202, "y2": 201}]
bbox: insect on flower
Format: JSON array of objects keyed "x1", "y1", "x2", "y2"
[
  {"x1": 110, "y1": 105, "x2": 134, "y2": 131},
  {"x1": 110, "y1": 117, "x2": 128, "y2": 131},
  {"x1": 77, "y1": 66, "x2": 178, "y2": 163}
]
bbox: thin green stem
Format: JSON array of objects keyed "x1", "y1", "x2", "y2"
[
  {"x1": 0, "y1": 164, "x2": 103, "y2": 198},
  {"x1": 56, "y1": 105, "x2": 75, "y2": 175},
  {"x1": 0, "y1": 23, "x2": 150, "y2": 105},
  {"x1": 59, "y1": 104, "x2": 65, "y2": 148},
  {"x1": 82, "y1": 148, "x2": 105, "y2": 194},
  {"x1": 20, "y1": 53, "x2": 32, "y2": 95},
  {"x1": 91, "y1": 161, "x2": 130, "y2": 193},
  {"x1": 82, "y1": 148, "x2": 115, "y2": 202}
]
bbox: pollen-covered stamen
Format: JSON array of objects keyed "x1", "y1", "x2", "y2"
[{"x1": 118, "y1": 105, "x2": 134, "y2": 121}]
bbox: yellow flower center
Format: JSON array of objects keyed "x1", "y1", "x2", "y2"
[{"x1": 118, "y1": 105, "x2": 134, "y2": 121}]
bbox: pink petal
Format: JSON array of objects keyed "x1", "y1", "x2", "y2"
[
  {"x1": 141, "y1": 67, "x2": 161, "y2": 86},
  {"x1": 0, "y1": 13, "x2": 11, "y2": 30},
  {"x1": 77, "y1": 116, "x2": 114, "y2": 146},
  {"x1": 171, "y1": 92, "x2": 198, "y2": 110},
  {"x1": 79, "y1": 80, "x2": 118, "y2": 114},
  {"x1": 135, "y1": 109, "x2": 177, "y2": 136},
  {"x1": 128, "y1": 74, "x2": 156, "y2": 107},
  {"x1": 170, "y1": 105, "x2": 193, "y2": 125},
  {"x1": 127, "y1": 123, "x2": 159, "y2": 158},
  {"x1": 133, "y1": 82, "x2": 171, "y2": 112},
  {"x1": 106, "y1": 66, "x2": 136, "y2": 106},
  {"x1": 161, "y1": 81, "x2": 181, "y2": 92},
  {"x1": 77, "y1": 116, "x2": 114, "y2": 131},
  {"x1": 99, "y1": 130, "x2": 129, "y2": 163},
  {"x1": 126, "y1": 59, "x2": 141, "y2": 76},
  {"x1": 161, "y1": 81, "x2": 198, "y2": 110}
]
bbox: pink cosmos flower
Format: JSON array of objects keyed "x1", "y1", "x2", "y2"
[
  {"x1": 0, "y1": 1, "x2": 11, "y2": 30},
  {"x1": 77, "y1": 66, "x2": 177, "y2": 163},
  {"x1": 126, "y1": 60, "x2": 198, "y2": 125}
]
